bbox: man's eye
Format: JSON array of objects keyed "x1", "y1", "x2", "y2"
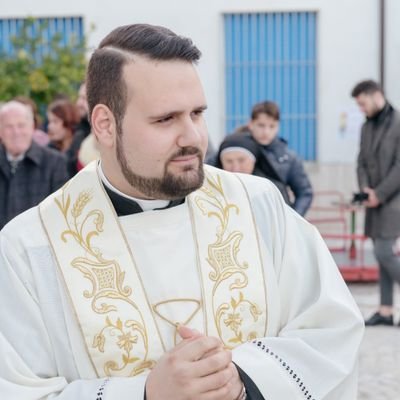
[
  {"x1": 192, "y1": 110, "x2": 204, "y2": 117},
  {"x1": 157, "y1": 116, "x2": 173, "y2": 123}
]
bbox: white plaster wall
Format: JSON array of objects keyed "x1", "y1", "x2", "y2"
[
  {"x1": 316, "y1": 1, "x2": 378, "y2": 163},
  {"x1": 2, "y1": 0, "x2": 395, "y2": 164},
  {"x1": 386, "y1": 0, "x2": 400, "y2": 108}
]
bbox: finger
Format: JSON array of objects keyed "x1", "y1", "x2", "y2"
[
  {"x1": 169, "y1": 335, "x2": 199, "y2": 353},
  {"x1": 170, "y1": 326, "x2": 205, "y2": 354},
  {"x1": 200, "y1": 344, "x2": 224, "y2": 360},
  {"x1": 192, "y1": 348, "x2": 232, "y2": 377},
  {"x1": 178, "y1": 325, "x2": 203, "y2": 340},
  {"x1": 175, "y1": 335, "x2": 223, "y2": 362},
  {"x1": 191, "y1": 364, "x2": 234, "y2": 394},
  {"x1": 199, "y1": 364, "x2": 242, "y2": 400}
]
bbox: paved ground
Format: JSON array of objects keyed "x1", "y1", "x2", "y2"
[{"x1": 348, "y1": 283, "x2": 400, "y2": 400}]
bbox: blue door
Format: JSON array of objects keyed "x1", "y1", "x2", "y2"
[{"x1": 224, "y1": 12, "x2": 317, "y2": 160}]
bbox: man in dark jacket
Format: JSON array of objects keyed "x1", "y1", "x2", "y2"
[
  {"x1": 352, "y1": 80, "x2": 400, "y2": 326},
  {"x1": 208, "y1": 102, "x2": 313, "y2": 216},
  {"x1": 245, "y1": 101, "x2": 313, "y2": 216},
  {"x1": 0, "y1": 101, "x2": 69, "y2": 229}
]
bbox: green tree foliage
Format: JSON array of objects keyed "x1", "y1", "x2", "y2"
[{"x1": 0, "y1": 17, "x2": 88, "y2": 112}]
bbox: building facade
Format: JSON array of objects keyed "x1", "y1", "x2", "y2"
[{"x1": 2, "y1": 0, "x2": 399, "y2": 165}]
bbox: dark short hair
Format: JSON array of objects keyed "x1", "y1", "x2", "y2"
[
  {"x1": 86, "y1": 24, "x2": 201, "y2": 132},
  {"x1": 351, "y1": 80, "x2": 383, "y2": 97},
  {"x1": 251, "y1": 101, "x2": 280, "y2": 121}
]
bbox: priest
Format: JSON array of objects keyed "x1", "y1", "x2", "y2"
[{"x1": 0, "y1": 23, "x2": 364, "y2": 400}]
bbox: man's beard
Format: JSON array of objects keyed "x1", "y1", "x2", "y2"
[{"x1": 116, "y1": 134, "x2": 205, "y2": 200}]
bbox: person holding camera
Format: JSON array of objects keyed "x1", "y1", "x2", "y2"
[{"x1": 352, "y1": 80, "x2": 400, "y2": 326}]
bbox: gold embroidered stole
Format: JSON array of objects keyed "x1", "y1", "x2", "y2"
[
  {"x1": 39, "y1": 162, "x2": 267, "y2": 377},
  {"x1": 189, "y1": 167, "x2": 267, "y2": 347},
  {"x1": 39, "y1": 162, "x2": 161, "y2": 378}
]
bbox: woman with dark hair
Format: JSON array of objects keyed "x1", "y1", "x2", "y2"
[{"x1": 47, "y1": 99, "x2": 81, "y2": 177}]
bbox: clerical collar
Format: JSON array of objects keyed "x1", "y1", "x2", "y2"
[{"x1": 97, "y1": 162, "x2": 184, "y2": 216}]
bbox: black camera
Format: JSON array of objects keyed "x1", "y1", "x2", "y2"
[{"x1": 352, "y1": 192, "x2": 369, "y2": 204}]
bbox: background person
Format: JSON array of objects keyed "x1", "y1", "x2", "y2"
[
  {"x1": 216, "y1": 133, "x2": 260, "y2": 174},
  {"x1": 352, "y1": 79, "x2": 400, "y2": 326},
  {"x1": 76, "y1": 132, "x2": 100, "y2": 171},
  {"x1": 75, "y1": 82, "x2": 90, "y2": 129},
  {"x1": 0, "y1": 101, "x2": 68, "y2": 229},
  {"x1": 74, "y1": 82, "x2": 92, "y2": 146},
  {"x1": 74, "y1": 82, "x2": 102, "y2": 171},
  {"x1": 239, "y1": 101, "x2": 313, "y2": 217},
  {"x1": 13, "y1": 95, "x2": 50, "y2": 146},
  {"x1": 47, "y1": 98, "x2": 82, "y2": 177}
]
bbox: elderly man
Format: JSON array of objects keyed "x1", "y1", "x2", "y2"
[
  {"x1": 0, "y1": 25, "x2": 363, "y2": 399},
  {"x1": 0, "y1": 101, "x2": 69, "y2": 229}
]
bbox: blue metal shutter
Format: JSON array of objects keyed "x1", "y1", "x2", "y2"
[{"x1": 224, "y1": 12, "x2": 317, "y2": 160}]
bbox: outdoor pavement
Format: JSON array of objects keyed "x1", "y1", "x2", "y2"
[{"x1": 348, "y1": 283, "x2": 400, "y2": 400}]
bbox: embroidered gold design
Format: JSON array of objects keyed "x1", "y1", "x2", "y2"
[
  {"x1": 93, "y1": 267, "x2": 115, "y2": 290},
  {"x1": 54, "y1": 185, "x2": 155, "y2": 376},
  {"x1": 193, "y1": 174, "x2": 262, "y2": 348},
  {"x1": 219, "y1": 291, "x2": 261, "y2": 344},
  {"x1": 152, "y1": 299, "x2": 202, "y2": 345},
  {"x1": 93, "y1": 316, "x2": 154, "y2": 376}
]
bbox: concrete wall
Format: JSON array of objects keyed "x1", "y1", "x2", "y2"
[
  {"x1": 386, "y1": 0, "x2": 400, "y2": 107},
  {"x1": 2, "y1": 0, "x2": 399, "y2": 166}
]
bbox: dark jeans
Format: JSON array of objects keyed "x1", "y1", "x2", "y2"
[{"x1": 374, "y1": 238, "x2": 400, "y2": 306}]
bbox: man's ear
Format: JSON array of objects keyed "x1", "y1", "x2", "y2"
[{"x1": 91, "y1": 104, "x2": 117, "y2": 148}]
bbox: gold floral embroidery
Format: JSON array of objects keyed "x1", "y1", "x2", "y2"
[
  {"x1": 224, "y1": 312, "x2": 242, "y2": 331},
  {"x1": 193, "y1": 174, "x2": 262, "y2": 348},
  {"x1": 55, "y1": 185, "x2": 155, "y2": 376}
]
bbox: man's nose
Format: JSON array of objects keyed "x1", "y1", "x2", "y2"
[
  {"x1": 9, "y1": 127, "x2": 20, "y2": 136},
  {"x1": 177, "y1": 117, "x2": 202, "y2": 147}
]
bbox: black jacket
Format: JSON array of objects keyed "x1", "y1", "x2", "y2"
[
  {"x1": 0, "y1": 142, "x2": 69, "y2": 229},
  {"x1": 209, "y1": 133, "x2": 313, "y2": 216},
  {"x1": 255, "y1": 136, "x2": 313, "y2": 216}
]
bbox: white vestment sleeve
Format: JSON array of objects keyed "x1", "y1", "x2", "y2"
[
  {"x1": 1, "y1": 331, "x2": 147, "y2": 399},
  {"x1": 0, "y1": 230, "x2": 147, "y2": 400},
  {"x1": 232, "y1": 180, "x2": 364, "y2": 400}
]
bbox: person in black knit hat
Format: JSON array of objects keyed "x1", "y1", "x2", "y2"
[{"x1": 216, "y1": 133, "x2": 260, "y2": 174}]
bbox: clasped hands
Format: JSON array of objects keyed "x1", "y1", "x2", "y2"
[{"x1": 145, "y1": 325, "x2": 244, "y2": 400}]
